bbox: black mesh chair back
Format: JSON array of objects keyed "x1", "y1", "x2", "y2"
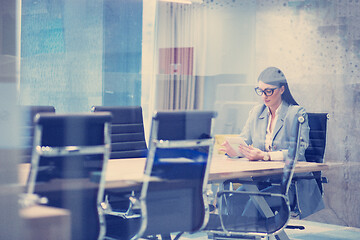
[
  {"x1": 282, "y1": 114, "x2": 303, "y2": 196},
  {"x1": 136, "y1": 110, "x2": 217, "y2": 239},
  {"x1": 21, "y1": 106, "x2": 55, "y2": 163},
  {"x1": 305, "y1": 113, "x2": 328, "y2": 163},
  {"x1": 205, "y1": 114, "x2": 305, "y2": 238},
  {"x1": 26, "y1": 113, "x2": 112, "y2": 240},
  {"x1": 92, "y1": 106, "x2": 147, "y2": 159},
  {"x1": 304, "y1": 113, "x2": 328, "y2": 194}
]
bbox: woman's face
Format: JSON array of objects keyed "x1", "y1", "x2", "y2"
[{"x1": 258, "y1": 81, "x2": 284, "y2": 110}]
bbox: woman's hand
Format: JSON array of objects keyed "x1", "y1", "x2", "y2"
[
  {"x1": 238, "y1": 145, "x2": 265, "y2": 161},
  {"x1": 219, "y1": 141, "x2": 239, "y2": 158}
]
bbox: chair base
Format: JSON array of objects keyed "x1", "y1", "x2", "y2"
[{"x1": 285, "y1": 225, "x2": 305, "y2": 230}]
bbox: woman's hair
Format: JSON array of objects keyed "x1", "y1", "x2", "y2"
[
  {"x1": 258, "y1": 67, "x2": 298, "y2": 106},
  {"x1": 280, "y1": 83, "x2": 298, "y2": 105}
]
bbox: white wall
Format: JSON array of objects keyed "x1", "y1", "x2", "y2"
[
  {"x1": 151, "y1": 0, "x2": 360, "y2": 227},
  {"x1": 255, "y1": 0, "x2": 360, "y2": 228}
]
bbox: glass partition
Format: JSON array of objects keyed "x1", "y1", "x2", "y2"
[
  {"x1": 0, "y1": 0, "x2": 23, "y2": 239},
  {"x1": 17, "y1": 0, "x2": 360, "y2": 233}
]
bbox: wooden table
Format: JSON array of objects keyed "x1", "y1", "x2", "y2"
[
  {"x1": 18, "y1": 155, "x2": 337, "y2": 240},
  {"x1": 104, "y1": 154, "x2": 332, "y2": 187},
  {"x1": 19, "y1": 154, "x2": 334, "y2": 189}
]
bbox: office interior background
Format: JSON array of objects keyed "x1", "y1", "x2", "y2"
[{"x1": 1, "y1": 0, "x2": 360, "y2": 238}]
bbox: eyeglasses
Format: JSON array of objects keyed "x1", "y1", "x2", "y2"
[{"x1": 254, "y1": 87, "x2": 278, "y2": 97}]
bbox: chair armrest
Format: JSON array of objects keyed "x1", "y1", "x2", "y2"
[
  {"x1": 292, "y1": 176, "x2": 328, "y2": 183},
  {"x1": 292, "y1": 176, "x2": 315, "y2": 180},
  {"x1": 223, "y1": 179, "x2": 280, "y2": 188},
  {"x1": 104, "y1": 210, "x2": 141, "y2": 219},
  {"x1": 217, "y1": 190, "x2": 287, "y2": 200}
]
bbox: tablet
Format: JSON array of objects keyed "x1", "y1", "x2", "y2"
[{"x1": 226, "y1": 136, "x2": 248, "y2": 156}]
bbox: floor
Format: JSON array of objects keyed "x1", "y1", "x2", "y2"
[{"x1": 177, "y1": 219, "x2": 360, "y2": 240}]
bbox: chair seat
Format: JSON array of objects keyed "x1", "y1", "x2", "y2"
[
  {"x1": 106, "y1": 192, "x2": 133, "y2": 211},
  {"x1": 105, "y1": 215, "x2": 140, "y2": 240},
  {"x1": 205, "y1": 211, "x2": 288, "y2": 235}
]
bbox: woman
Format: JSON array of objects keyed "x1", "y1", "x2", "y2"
[{"x1": 221, "y1": 66, "x2": 324, "y2": 219}]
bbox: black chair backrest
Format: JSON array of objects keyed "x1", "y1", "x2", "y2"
[
  {"x1": 27, "y1": 112, "x2": 112, "y2": 240},
  {"x1": 282, "y1": 114, "x2": 304, "y2": 195},
  {"x1": 269, "y1": 114, "x2": 304, "y2": 232},
  {"x1": 304, "y1": 113, "x2": 328, "y2": 194},
  {"x1": 136, "y1": 110, "x2": 217, "y2": 238},
  {"x1": 21, "y1": 105, "x2": 55, "y2": 163},
  {"x1": 305, "y1": 113, "x2": 328, "y2": 163},
  {"x1": 92, "y1": 106, "x2": 147, "y2": 159},
  {"x1": 153, "y1": 110, "x2": 215, "y2": 141}
]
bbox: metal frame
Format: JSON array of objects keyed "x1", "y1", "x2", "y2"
[
  {"x1": 92, "y1": 106, "x2": 148, "y2": 221},
  {"x1": 21, "y1": 105, "x2": 56, "y2": 163},
  {"x1": 206, "y1": 115, "x2": 305, "y2": 240},
  {"x1": 26, "y1": 113, "x2": 112, "y2": 240},
  {"x1": 291, "y1": 113, "x2": 329, "y2": 228},
  {"x1": 132, "y1": 112, "x2": 216, "y2": 240}
]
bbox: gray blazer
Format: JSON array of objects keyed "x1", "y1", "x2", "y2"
[{"x1": 239, "y1": 102, "x2": 324, "y2": 219}]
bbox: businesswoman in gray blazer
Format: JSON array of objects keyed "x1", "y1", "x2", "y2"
[{"x1": 221, "y1": 66, "x2": 324, "y2": 219}]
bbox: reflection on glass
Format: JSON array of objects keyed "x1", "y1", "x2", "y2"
[{"x1": 20, "y1": 0, "x2": 143, "y2": 112}]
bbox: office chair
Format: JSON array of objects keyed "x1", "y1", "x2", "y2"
[
  {"x1": 92, "y1": 106, "x2": 148, "y2": 214},
  {"x1": 20, "y1": 105, "x2": 56, "y2": 163},
  {"x1": 91, "y1": 106, "x2": 147, "y2": 159},
  {"x1": 26, "y1": 112, "x2": 112, "y2": 240},
  {"x1": 204, "y1": 114, "x2": 305, "y2": 240},
  {"x1": 286, "y1": 113, "x2": 329, "y2": 230},
  {"x1": 105, "y1": 110, "x2": 217, "y2": 240},
  {"x1": 300, "y1": 113, "x2": 329, "y2": 194}
]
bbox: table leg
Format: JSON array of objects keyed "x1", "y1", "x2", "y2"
[{"x1": 275, "y1": 230, "x2": 290, "y2": 240}]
